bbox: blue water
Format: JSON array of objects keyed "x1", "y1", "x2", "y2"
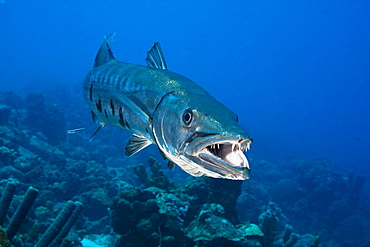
[
  {"x1": 1, "y1": 0, "x2": 369, "y2": 175},
  {"x1": 0, "y1": 1, "x2": 369, "y2": 245}
]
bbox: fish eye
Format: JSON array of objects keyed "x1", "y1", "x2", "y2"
[{"x1": 182, "y1": 108, "x2": 193, "y2": 126}]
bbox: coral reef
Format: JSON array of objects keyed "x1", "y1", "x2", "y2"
[
  {"x1": 257, "y1": 201, "x2": 314, "y2": 247},
  {"x1": 0, "y1": 226, "x2": 10, "y2": 247},
  {"x1": 205, "y1": 178, "x2": 242, "y2": 224},
  {"x1": 110, "y1": 182, "x2": 190, "y2": 247},
  {"x1": 0, "y1": 91, "x2": 25, "y2": 110},
  {"x1": 23, "y1": 92, "x2": 66, "y2": 145},
  {"x1": 6, "y1": 186, "x2": 39, "y2": 240},
  {"x1": 108, "y1": 157, "x2": 321, "y2": 247},
  {"x1": 133, "y1": 156, "x2": 176, "y2": 191},
  {"x1": 0, "y1": 183, "x2": 15, "y2": 225},
  {"x1": 185, "y1": 203, "x2": 262, "y2": 243},
  {"x1": 0, "y1": 182, "x2": 83, "y2": 246},
  {"x1": 0, "y1": 89, "x2": 369, "y2": 246},
  {"x1": 238, "y1": 159, "x2": 369, "y2": 246},
  {"x1": 36, "y1": 200, "x2": 82, "y2": 247}
]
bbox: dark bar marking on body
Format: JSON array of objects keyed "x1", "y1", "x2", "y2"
[
  {"x1": 96, "y1": 99, "x2": 102, "y2": 112},
  {"x1": 119, "y1": 107, "x2": 125, "y2": 127},
  {"x1": 126, "y1": 120, "x2": 131, "y2": 131},
  {"x1": 122, "y1": 77, "x2": 128, "y2": 85},
  {"x1": 91, "y1": 111, "x2": 96, "y2": 122},
  {"x1": 104, "y1": 109, "x2": 108, "y2": 118},
  {"x1": 110, "y1": 100, "x2": 115, "y2": 116},
  {"x1": 89, "y1": 84, "x2": 93, "y2": 101}
]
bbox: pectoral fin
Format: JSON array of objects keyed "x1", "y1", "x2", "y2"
[
  {"x1": 167, "y1": 161, "x2": 176, "y2": 170},
  {"x1": 109, "y1": 88, "x2": 150, "y2": 125},
  {"x1": 125, "y1": 134, "x2": 152, "y2": 156}
]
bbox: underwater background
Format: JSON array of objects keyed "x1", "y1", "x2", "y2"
[{"x1": 0, "y1": 0, "x2": 369, "y2": 246}]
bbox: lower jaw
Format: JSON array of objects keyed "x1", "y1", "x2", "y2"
[{"x1": 198, "y1": 153, "x2": 250, "y2": 180}]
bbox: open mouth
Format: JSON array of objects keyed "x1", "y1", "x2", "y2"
[
  {"x1": 183, "y1": 132, "x2": 252, "y2": 179},
  {"x1": 199, "y1": 140, "x2": 250, "y2": 169}
]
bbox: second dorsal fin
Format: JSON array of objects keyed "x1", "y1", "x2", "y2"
[{"x1": 145, "y1": 42, "x2": 167, "y2": 70}]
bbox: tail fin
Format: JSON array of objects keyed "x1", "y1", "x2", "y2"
[{"x1": 93, "y1": 33, "x2": 116, "y2": 68}]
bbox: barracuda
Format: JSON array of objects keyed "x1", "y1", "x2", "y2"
[{"x1": 83, "y1": 33, "x2": 253, "y2": 180}]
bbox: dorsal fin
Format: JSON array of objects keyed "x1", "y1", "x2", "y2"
[
  {"x1": 94, "y1": 33, "x2": 116, "y2": 68},
  {"x1": 145, "y1": 42, "x2": 167, "y2": 70}
]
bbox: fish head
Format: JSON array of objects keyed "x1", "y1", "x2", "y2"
[{"x1": 152, "y1": 91, "x2": 252, "y2": 180}]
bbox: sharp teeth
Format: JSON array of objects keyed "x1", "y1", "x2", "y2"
[
  {"x1": 232, "y1": 143, "x2": 235, "y2": 151},
  {"x1": 238, "y1": 143, "x2": 241, "y2": 151},
  {"x1": 217, "y1": 143, "x2": 220, "y2": 149}
]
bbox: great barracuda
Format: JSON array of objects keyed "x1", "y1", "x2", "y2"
[{"x1": 83, "y1": 33, "x2": 252, "y2": 180}]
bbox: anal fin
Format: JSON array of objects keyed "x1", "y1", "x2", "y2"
[
  {"x1": 89, "y1": 122, "x2": 106, "y2": 142},
  {"x1": 125, "y1": 134, "x2": 152, "y2": 156}
]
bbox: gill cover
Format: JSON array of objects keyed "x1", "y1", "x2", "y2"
[{"x1": 152, "y1": 92, "x2": 193, "y2": 158}]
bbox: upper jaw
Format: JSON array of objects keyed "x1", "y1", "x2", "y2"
[{"x1": 182, "y1": 132, "x2": 252, "y2": 180}]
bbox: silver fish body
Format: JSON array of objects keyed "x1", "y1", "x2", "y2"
[{"x1": 83, "y1": 33, "x2": 252, "y2": 180}]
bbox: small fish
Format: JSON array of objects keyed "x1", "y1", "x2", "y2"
[
  {"x1": 67, "y1": 128, "x2": 85, "y2": 134},
  {"x1": 82, "y1": 33, "x2": 253, "y2": 180}
]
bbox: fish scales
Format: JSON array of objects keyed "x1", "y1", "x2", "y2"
[{"x1": 83, "y1": 33, "x2": 253, "y2": 180}]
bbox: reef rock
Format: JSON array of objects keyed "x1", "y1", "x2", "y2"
[
  {"x1": 133, "y1": 156, "x2": 175, "y2": 191},
  {"x1": 185, "y1": 203, "x2": 263, "y2": 242}
]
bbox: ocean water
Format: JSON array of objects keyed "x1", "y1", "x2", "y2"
[
  {"x1": 0, "y1": 1, "x2": 369, "y2": 246},
  {"x1": 1, "y1": 0, "x2": 369, "y2": 174}
]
